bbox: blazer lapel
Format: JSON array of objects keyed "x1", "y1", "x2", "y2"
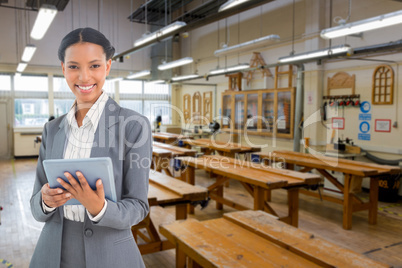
[
  {"x1": 51, "y1": 118, "x2": 68, "y2": 159},
  {"x1": 90, "y1": 98, "x2": 120, "y2": 158}
]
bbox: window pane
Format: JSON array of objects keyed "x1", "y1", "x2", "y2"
[
  {"x1": 277, "y1": 91, "x2": 291, "y2": 134},
  {"x1": 0, "y1": 75, "x2": 11, "y2": 91},
  {"x1": 14, "y1": 98, "x2": 49, "y2": 126},
  {"x1": 104, "y1": 80, "x2": 116, "y2": 95},
  {"x1": 54, "y1": 99, "x2": 75, "y2": 117},
  {"x1": 144, "y1": 101, "x2": 170, "y2": 125},
  {"x1": 53, "y1": 77, "x2": 71, "y2": 92},
  {"x1": 144, "y1": 83, "x2": 169, "y2": 95},
  {"x1": 120, "y1": 80, "x2": 142, "y2": 94},
  {"x1": 15, "y1": 75, "x2": 48, "y2": 92},
  {"x1": 120, "y1": 100, "x2": 143, "y2": 114}
]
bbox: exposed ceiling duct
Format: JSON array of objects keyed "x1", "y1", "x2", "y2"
[
  {"x1": 26, "y1": 0, "x2": 70, "y2": 11},
  {"x1": 113, "y1": 0, "x2": 275, "y2": 61}
]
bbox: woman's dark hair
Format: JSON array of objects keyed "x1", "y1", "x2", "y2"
[{"x1": 58, "y1": 27, "x2": 115, "y2": 62}]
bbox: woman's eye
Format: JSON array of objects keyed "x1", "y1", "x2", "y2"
[
  {"x1": 91, "y1": 64, "x2": 101, "y2": 68},
  {"x1": 68, "y1": 65, "x2": 78, "y2": 69}
]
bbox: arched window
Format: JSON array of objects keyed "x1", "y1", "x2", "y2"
[{"x1": 372, "y1": 65, "x2": 394, "y2": 105}]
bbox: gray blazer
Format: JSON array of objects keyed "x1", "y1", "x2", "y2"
[{"x1": 30, "y1": 98, "x2": 152, "y2": 268}]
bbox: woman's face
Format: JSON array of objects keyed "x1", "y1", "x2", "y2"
[{"x1": 61, "y1": 42, "x2": 111, "y2": 105}]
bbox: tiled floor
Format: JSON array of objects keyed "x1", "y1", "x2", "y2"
[{"x1": 1, "y1": 158, "x2": 402, "y2": 267}]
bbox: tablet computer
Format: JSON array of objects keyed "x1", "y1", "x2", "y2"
[{"x1": 43, "y1": 157, "x2": 117, "y2": 206}]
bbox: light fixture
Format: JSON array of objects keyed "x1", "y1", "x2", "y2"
[
  {"x1": 321, "y1": 10, "x2": 402, "y2": 39},
  {"x1": 146, "y1": 80, "x2": 165, "y2": 85},
  {"x1": 21, "y1": 45, "x2": 37, "y2": 62},
  {"x1": 219, "y1": 0, "x2": 250, "y2": 12},
  {"x1": 171, "y1": 74, "x2": 201, "y2": 81},
  {"x1": 134, "y1": 21, "x2": 187, "y2": 47},
  {"x1": 108, "y1": 77, "x2": 123, "y2": 83},
  {"x1": 16, "y1": 63, "x2": 28, "y2": 72},
  {"x1": 30, "y1": 5, "x2": 58, "y2": 40},
  {"x1": 214, "y1": 35, "x2": 280, "y2": 57},
  {"x1": 278, "y1": 45, "x2": 353, "y2": 63},
  {"x1": 158, "y1": 57, "x2": 193, "y2": 71},
  {"x1": 209, "y1": 64, "x2": 250, "y2": 75},
  {"x1": 127, "y1": 70, "x2": 151, "y2": 79}
]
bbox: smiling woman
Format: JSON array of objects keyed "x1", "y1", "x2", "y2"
[{"x1": 30, "y1": 28, "x2": 151, "y2": 268}]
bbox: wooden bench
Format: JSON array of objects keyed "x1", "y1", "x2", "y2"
[
  {"x1": 160, "y1": 210, "x2": 391, "y2": 268},
  {"x1": 179, "y1": 155, "x2": 321, "y2": 227},
  {"x1": 132, "y1": 171, "x2": 207, "y2": 256},
  {"x1": 253, "y1": 150, "x2": 401, "y2": 230},
  {"x1": 153, "y1": 132, "x2": 194, "y2": 144},
  {"x1": 152, "y1": 143, "x2": 197, "y2": 177}
]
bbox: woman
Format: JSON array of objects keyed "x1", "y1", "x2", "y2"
[{"x1": 30, "y1": 28, "x2": 151, "y2": 268}]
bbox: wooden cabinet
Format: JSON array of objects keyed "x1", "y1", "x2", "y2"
[{"x1": 221, "y1": 88, "x2": 295, "y2": 138}]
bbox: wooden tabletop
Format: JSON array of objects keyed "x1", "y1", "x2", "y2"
[
  {"x1": 160, "y1": 210, "x2": 390, "y2": 268},
  {"x1": 254, "y1": 150, "x2": 400, "y2": 177},
  {"x1": 153, "y1": 141, "x2": 197, "y2": 157},
  {"x1": 179, "y1": 155, "x2": 321, "y2": 190}
]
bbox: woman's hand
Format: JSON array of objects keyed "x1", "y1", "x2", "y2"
[
  {"x1": 41, "y1": 183, "x2": 71, "y2": 208},
  {"x1": 58, "y1": 171, "x2": 105, "y2": 217}
]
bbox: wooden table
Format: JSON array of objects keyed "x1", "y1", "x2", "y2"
[
  {"x1": 253, "y1": 150, "x2": 401, "y2": 229},
  {"x1": 133, "y1": 171, "x2": 207, "y2": 257},
  {"x1": 153, "y1": 132, "x2": 194, "y2": 144},
  {"x1": 181, "y1": 138, "x2": 261, "y2": 158},
  {"x1": 179, "y1": 155, "x2": 321, "y2": 227},
  {"x1": 152, "y1": 142, "x2": 197, "y2": 176},
  {"x1": 160, "y1": 210, "x2": 390, "y2": 268}
]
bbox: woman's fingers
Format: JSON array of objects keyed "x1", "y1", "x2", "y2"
[
  {"x1": 41, "y1": 183, "x2": 71, "y2": 208},
  {"x1": 76, "y1": 171, "x2": 90, "y2": 190},
  {"x1": 95, "y1": 179, "x2": 105, "y2": 199}
]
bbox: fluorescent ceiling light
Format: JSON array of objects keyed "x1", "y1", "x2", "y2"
[
  {"x1": 16, "y1": 63, "x2": 28, "y2": 72},
  {"x1": 127, "y1": 70, "x2": 151, "y2": 79},
  {"x1": 134, "y1": 21, "x2": 186, "y2": 47},
  {"x1": 278, "y1": 45, "x2": 353, "y2": 63},
  {"x1": 146, "y1": 80, "x2": 165, "y2": 85},
  {"x1": 21, "y1": 45, "x2": 37, "y2": 62},
  {"x1": 108, "y1": 77, "x2": 123, "y2": 83},
  {"x1": 209, "y1": 64, "x2": 250, "y2": 75},
  {"x1": 158, "y1": 57, "x2": 193, "y2": 70},
  {"x1": 321, "y1": 10, "x2": 402, "y2": 39},
  {"x1": 214, "y1": 35, "x2": 280, "y2": 56},
  {"x1": 171, "y1": 74, "x2": 201, "y2": 81},
  {"x1": 30, "y1": 5, "x2": 58, "y2": 40},
  {"x1": 219, "y1": 0, "x2": 250, "y2": 12}
]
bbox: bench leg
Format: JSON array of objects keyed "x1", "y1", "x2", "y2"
[
  {"x1": 254, "y1": 186, "x2": 265, "y2": 210},
  {"x1": 343, "y1": 174, "x2": 353, "y2": 230},
  {"x1": 369, "y1": 177, "x2": 378, "y2": 225}
]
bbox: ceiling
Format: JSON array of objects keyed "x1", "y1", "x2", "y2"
[
  {"x1": 128, "y1": 0, "x2": 227, "y2": 27},
  {"x1": 0, "y1": 0, "x2": 70, "y2": 11}
]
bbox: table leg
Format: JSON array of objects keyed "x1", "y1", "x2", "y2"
[
  {"x1": 369, "y1": 177, "x2": 379, "y2": 225},
  {"x1": 175, "y1": 203, "x2": 188, "y2": 267},
  {"x1": 254, "y1": 186, "x2": 265, "y2": 210},
  {"x1": 216, "y1": 184, "x2": 223, "y2": 210},
  {"x1": 343, "y1": 174, "x2": 353, "y2": 230},
  {"x1": 176, "y1": 244, "x2": 187, "y2": 268},
  {"x1": 186, "y1": 166, "x2": 196, "y2": 214},
  {"x1": 287, "y1": 188, "x2": 299, "y2": 227}
]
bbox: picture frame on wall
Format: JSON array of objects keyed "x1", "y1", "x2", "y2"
[
  {"x1": 332, "y1": 117, "x2": 345, "y2": 130},
  {"x1": 375, "y1": 119, "x2": 391, "y2": 132}
]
